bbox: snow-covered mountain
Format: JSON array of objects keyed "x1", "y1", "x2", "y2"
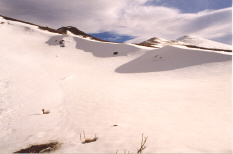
[
  {"x1": 138, "y1": 35, "x2": 232, "y2": 52},
  {"x1": 136, "y1": 37, "x2": 180, "y2": 48},
  {"x1": 176, "y1": 35, "x2": 232, "y2": 52},
  {"x1": 0, "y1": 15, "x2": 232, "y2": 153},
  {"x1": 57, "y1": 26, "x2": 110, "y2": 42},
  {"x1": 0, "y1": 15, "x2": 110, "y2": 43}
]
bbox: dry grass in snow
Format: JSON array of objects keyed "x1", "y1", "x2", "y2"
[
  {"x1": 116, "y1": 134, "x2": 148, "y2": 154},
  {"x1": 80, "y1": 131, "x2": 98, "y2": 144}
]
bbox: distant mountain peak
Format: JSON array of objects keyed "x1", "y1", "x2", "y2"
[
  {"x1": 57, "y1": 26, "x2": 111, "y2": 42},
  {"x1": 136, "y1": 35, "x2": 232, "y2": 52},
  {"x1": 58, "y1": 26, "x2": 87, "y2": 35},
  {"x1": 137, "y1": 37, "x2": 178, "y2": 48},
  {"x1": 176, "y1": 35, "x2": 232, "y2": 52}
]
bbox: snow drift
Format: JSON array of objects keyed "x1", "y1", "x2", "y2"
[{"x1": 116, "y1": 45, "x2": 231, "y2": 73}]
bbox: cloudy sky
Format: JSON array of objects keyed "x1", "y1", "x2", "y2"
[{"x1": 0, "y1": 0, "x2": 232, "y2": 44}]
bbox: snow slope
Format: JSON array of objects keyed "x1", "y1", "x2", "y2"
[
  {"x1": 116, "y1": 45, "x2": 231, "y2": 73},
  {"x1": 137, "y1": 35, "x2": 232, "y2": 52},
  {"x1": 177, "y1": 35, "x2": 232, "y2": 51},
  {"x1": 0, "y1": 16, "x2": 232, "y2": 153}
]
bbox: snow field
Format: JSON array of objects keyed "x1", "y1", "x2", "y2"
[{"x1": 0, "y1": 18, "x2": 232, "y2": 153}]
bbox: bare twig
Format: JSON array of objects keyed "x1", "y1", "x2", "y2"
[
  {"x1": 137, "y1": 134, "x2": 148, "y2": 154},
  {"x1": 116, "y1": 134, "x2": 148, "y2": 154}
]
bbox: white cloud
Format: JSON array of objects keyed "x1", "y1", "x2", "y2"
[
  {"x1": 0, "y1": 0, "x2": 231, "y2": 44},
  {"x1": 121, "y1": 6, "x2": 232, "y2": 44}
]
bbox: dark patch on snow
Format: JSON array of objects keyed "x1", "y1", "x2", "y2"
[{"x1": 14, "y1": 142, "x2": 60, "y2": 153}]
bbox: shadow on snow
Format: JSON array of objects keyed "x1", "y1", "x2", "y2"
[{"x1": 115, "y1": 46, "x2": 232, "y2": 73}]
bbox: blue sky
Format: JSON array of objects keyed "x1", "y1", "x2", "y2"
[
  {"x1": 90, "y1": 32, "x2": 135, "y2": 43},
  {"x1": 0, "y1": 0, "x2": 232, "y2": 44}
]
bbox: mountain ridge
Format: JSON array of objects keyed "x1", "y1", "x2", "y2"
[
  {"x1": 0, "y1": 14, "x2": 231, "y2": 52},
  {"x1": 0, "y1": 15, "x2": 110, "y2": 43},
  {"x1": 57, "y1": 26, "x2": 110, "y2": 42},
  {"x1": 138, "y1": 35, "x2": 232, "y2": 52}
]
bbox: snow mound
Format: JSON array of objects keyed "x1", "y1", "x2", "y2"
[{"x1": 177, "y1": 35, "x2": 232, "y2": 51}]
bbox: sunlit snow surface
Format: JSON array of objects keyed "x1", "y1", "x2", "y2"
[
  {"x1": 177, "y1": 35, "x2": 232, "y2": 50},
  {"x1": 0, "y1": 17, "x2": 232, "y2": 153}
]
